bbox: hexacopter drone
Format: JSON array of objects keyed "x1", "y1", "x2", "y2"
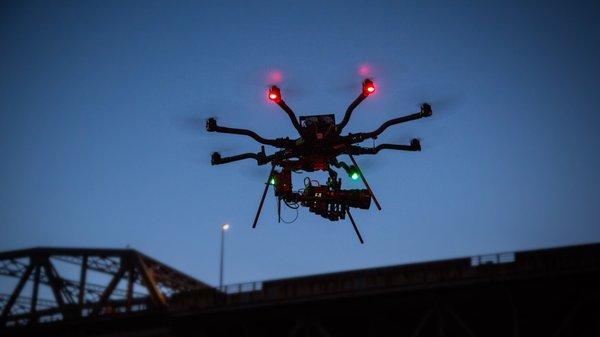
[{"x1": 206, "y1": 79, "x2": 432, "y2": 243}]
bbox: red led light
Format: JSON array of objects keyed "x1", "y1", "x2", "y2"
[
  {"x1": 363, "y1": 79, "x2": 376, "y2": 96},
  {"x1": 268, "y1": 86, "x2": 281, "y2": 103}
]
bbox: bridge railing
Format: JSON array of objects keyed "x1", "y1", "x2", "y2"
[
  {"x1": 470, "y1": 252, "x2": 515, "y2": 266},
  {"x1": 173, "y1": 244, "x2": 600, "y2": 311},
  {"x1": 171, "y1": 252, "x2": 516, "y2": 311},
  {"x1": 218, "y1": 281, "x2": 263, "y2": 294}
]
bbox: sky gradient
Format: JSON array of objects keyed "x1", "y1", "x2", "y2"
[{"x1": 1, "y1": 0, "x2": 599, "y2": 286}]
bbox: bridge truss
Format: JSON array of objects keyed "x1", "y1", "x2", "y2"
[
  {"x1": 0, "y1": 247, "x2": 208, "y2": 327},
  {"x1": 1, "y1": 244, "x2": 598, "y2": 336}
]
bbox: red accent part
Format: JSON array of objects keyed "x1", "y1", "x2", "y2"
[
  {"x1": 273, "y1": 169, "x2": 292, "y2": 197},
  {"x1": 313, "y1": 162, "x2": 326, "y2": 170},
  {"x1": 362, "y1": 79, "x2": 376, "y2": 96},
  {"x1": 268, "y1": 86, "x2": 281, "y2": 103}
]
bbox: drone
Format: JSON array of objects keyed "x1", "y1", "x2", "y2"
[{"x1": 206, "y1": 79, "x2": 432, "y2": 243}]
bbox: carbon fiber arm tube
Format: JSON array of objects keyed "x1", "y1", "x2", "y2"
[
  {"x1": 348, "y1": 140, "x2": 421, "y2": 155},
  {"x1": 344, "y1": 104, "x2": 432, "y2": 144},
  {"x1": 277, "y1": 100, "x2": 303, "y2": 135},
  {"x1": 206, "y1": 118, "x2": 290, "y2": 148},
  {"x1": 356, "y1": 112, "x2": 423, "y2": 141},
  {"x1": 336, "y1": 93, "x2": 367, "y2": 133},
  {"x1": 211, "y1": 152, "x2": 268, "y2": 165}
]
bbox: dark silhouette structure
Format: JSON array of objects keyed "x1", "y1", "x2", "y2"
[
  {"x1": 0, "y1": 248, "x2": 208, "y2": 327},
  {"x1": 1, "y1": 243, "x2": 599, "y2": 336}
]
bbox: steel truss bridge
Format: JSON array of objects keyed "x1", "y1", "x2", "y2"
[
  {"x1": 1, "y1": 243, "x2": 599, "y2": 337},
  {"x1": 0, "y1": 248, "x2": 208, "y2": 327}
]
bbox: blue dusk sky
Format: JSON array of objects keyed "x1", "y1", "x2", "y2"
[{"x1": 1, "y1": 0, "x2": 599, "y2": 286}]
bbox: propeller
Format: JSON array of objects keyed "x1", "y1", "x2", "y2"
[
  {"x1": 329, "y1": 59, "x2": 409, "y2": 95},
  {"x1": 237, "y1": 68, "x2": 309, "y2": 100},
  {"x1": 171, "y1": 115, "x2": 210, "y2": 134},
  {"x1": 401, "y1": 82, "x2": 465, "y2": 122},
  {"x1": 239, "y1": 162, "x2": 271, "y2": 181}
]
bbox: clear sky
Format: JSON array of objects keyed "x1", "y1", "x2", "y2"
[{"x1": 1, "y1": 0, "x2": 599, "y2": 286}]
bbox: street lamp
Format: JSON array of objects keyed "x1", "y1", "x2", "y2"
[{"x1": 219, "y1": 223, "x2": 229, "y2": 290}]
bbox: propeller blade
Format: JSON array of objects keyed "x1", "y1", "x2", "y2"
[
  {"x1": 237, "y1": 68, "x2": 309, "y2": 100},
  {"x1": 329, "y1": 59, "x2": 408, "y2": 95}
]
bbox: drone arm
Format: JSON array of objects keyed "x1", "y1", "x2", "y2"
[
  {"x1": 359, "y1": 113, "x2": 422, "y2": 140},
  {"x1": 211, "y1": 150, "x2": 272, "y2": 166},
  {"x1": 348, "y1": 139, "x2": 422, "y2": 155},
  {"x1": 347, "y1": 104, "x2": 432, "y2": 143},
  {"x1": 277, "y1": 100, "x2": 304, "y2": 135},
  {"x1": 336, "y1": 93, "x2": 367, "y2": 132},
  {"x1": 206, "y1": 118, "x2": 289, "y2": 148}
]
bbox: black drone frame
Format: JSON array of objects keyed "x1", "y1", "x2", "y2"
[{"x1": 206, "y1": 79, "x2": 432, "y2": 243}]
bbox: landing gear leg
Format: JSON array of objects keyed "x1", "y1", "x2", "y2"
[
  {"x1": 252, "y1": 165, "x2": 276, "y2": 228},
  {"x1": 347, "y1": 209, "x2": 364, "y2": 244}
]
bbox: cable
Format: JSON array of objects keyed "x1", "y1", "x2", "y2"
[
  {"x1": 280, "y1": 200, "x2": 300, "y2": 223},
  {"x1": 284, "y1": 199, "x2": 299, "y2": 209},
  {"x1": 303, "y1": 176, "x2": 320, "y2": 187}
]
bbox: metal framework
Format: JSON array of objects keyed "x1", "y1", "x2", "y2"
[
  {"x1": 0, "y1": 247, "x2": 208, "y2": 327},
  {"x1": 1, "y1": 243, "x2": 599, "y2": 336},
  {"x1": 206, "y1": 80, "x2": 432, "y2": 241},
  {"x1": 172, "y1": 243, "x2": 600, "y2": 337}
]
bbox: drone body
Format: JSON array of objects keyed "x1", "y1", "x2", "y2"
[{"x1": 206, "y1": 79, "x2": 432, "y2": 243}]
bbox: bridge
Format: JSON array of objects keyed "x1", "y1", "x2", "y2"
[{"x1": 1, "y1": 243, "x2": 598, "y2": 336}]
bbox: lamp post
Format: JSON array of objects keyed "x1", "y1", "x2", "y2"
[{"x1": 219, "y1": 223, "x2": 229, "y2": 291}]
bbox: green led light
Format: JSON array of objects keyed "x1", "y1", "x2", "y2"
[
  {"x1": 350, "y1": 172, "x2": 360, "y2": 180},
  {"x1": 269, "y1": 177, "x2": 276, "y2": 185}
]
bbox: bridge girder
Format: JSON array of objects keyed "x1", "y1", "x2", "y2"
[{"x1": 0, "y1": 247, "x2": 208, "y2": 326}]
